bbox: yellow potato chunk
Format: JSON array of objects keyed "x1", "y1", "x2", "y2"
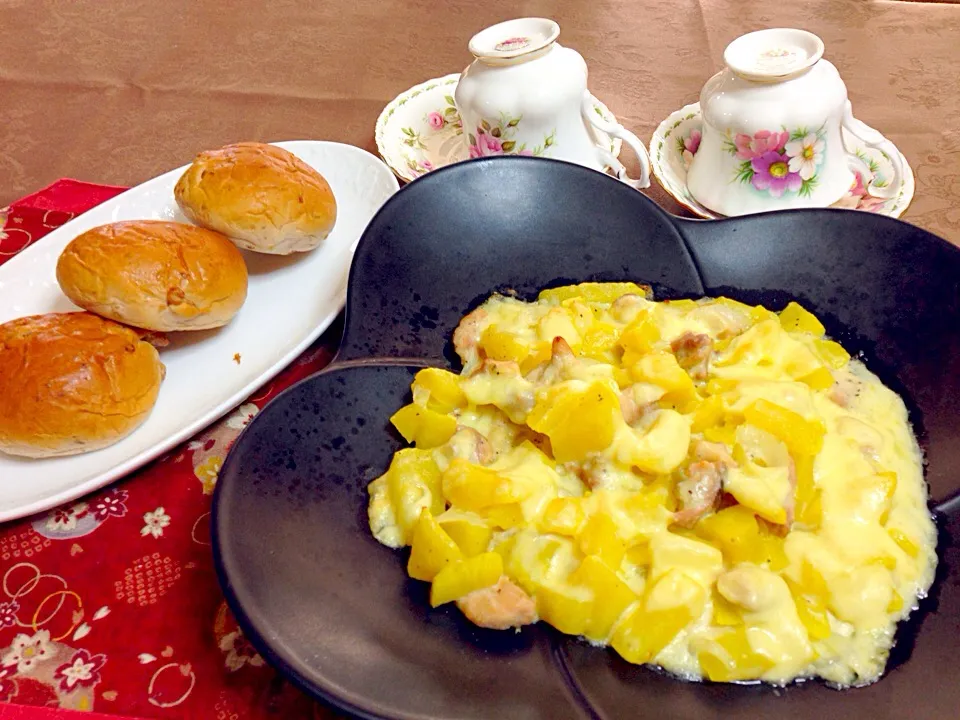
[
  {"x1": 611, "y1": 569, "x2": 706, "y2": 663},
  {"x1": 429, "y1": 552, "x2": 503, "y2": 607},
  {"x1": 527, "y1": 381, "x2": 619, "y2": 463},
  {"x1": 390, "y1": 403, "x2": 457, "y2": 449},
  {"x1": 480, "y1": 327, "x2": 550, "y2": 372},
  {"x1": 536, "y1": 584, "x2": 593, "y2": 636},
  {"x1": 619, "y1": 313, "x2": 662, "y2": 364},
  {"x1": 538, "y1": 281, "x2": 648, "y2": 305},
  {"x1": 778, "y1": 301, "x2": 826, "y2": 336},
  {"x1": 538, "y1": 307, "x2": 582, "y2": 351},
  {"x1": 384, "y1": 448, "x2": 445, "y2": 543},
  {"x1": 539, "y1": 497, "x2": 586, "y2": 536},
  {"x1": 628, "y1": 352, "x2": 695, "y2": 395},
  {"x1": 794, "y1": 453, "x2": 822, "y2": 528},
  {"x1": 580, "y1": 322, "x2": 620, "y2": 362},
  {"x1": 800, "y1": 366, "x2": 835, "y2": 391},
  {"x1": 649, "y1": 532, "x2": 723, "y2": 588},
  {"x1": 441, "y1": 459, "x2": 533, "y2": 510},
  {"x1": 411, "y1": 368, "x2": 467, "y2": 413},
  {"x1": 785, "y1": 578, "x2": 831, "y2": 641},
  {"x1": 812, "y1": 338, "x2": 851, "y2": 369},
  {"x1": 578, "y1": 514, "x2": 626, "y2": 569},
  {"x1": 408, "y1": 509, "x2": 464, "y2": 581},
  {"x1": 723, "y1": 463, "x2": 791, "y2": 526},
  {"x1": 699, "y1": 626, "x2": 776, "y2": 682},
  {"x1": 743, "y1": 399, "x2": 825, "y2": 456},
  {"x1": 438, "y1": 512, "x2": 493, "y2": 557},
  {"x1": 694, "y1": 505, "x2": 760, "y2": 564},
  {"x1": 570, "y1": 556, "x2": 638, "y2": 640}
]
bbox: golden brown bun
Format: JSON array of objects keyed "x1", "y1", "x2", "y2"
[
  {"x1": 0, "y1": 313, "x2": 165, "y2": 458},
  {"x1": 173, "y1": 142, "x2": 338, "y2": 255},
  {"x1": 56, "y1": 220, "x2": 248, "y2": 332}
]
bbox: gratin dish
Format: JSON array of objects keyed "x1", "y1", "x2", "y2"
[{"x1": 213, "y1": 157, "x2": 960, "y2": 719}]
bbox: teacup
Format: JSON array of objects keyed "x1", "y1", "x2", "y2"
[
  {"x1": 686, "y1": 28, "x2": 904, "y2": 216},
  {"x1": 454, "y1": 17, "x2": 651, "y2": 189}
]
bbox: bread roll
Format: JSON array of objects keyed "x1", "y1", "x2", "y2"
[
  {"x1": 56, "y1": 220, "x2": 248, "y2": 332},
  {"x1": 173, "y1": 142, "x2": 337, "y2": 254},
  {"x1": 0, "y1": 313, "x2": 165, "y2": 458}
]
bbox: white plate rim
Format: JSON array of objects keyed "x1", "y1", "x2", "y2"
[{"x1": 0, "y1": 140, "x2": 398, "y2": 523}]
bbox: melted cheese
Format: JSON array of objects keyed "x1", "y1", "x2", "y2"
[{"x1": 367, "y1": 285, "x2": 936, "y2": 688}]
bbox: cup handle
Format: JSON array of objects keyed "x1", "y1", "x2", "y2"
[
  {"x1": 841, "y1": 100, "x2": 903, "y2": 201},
  {"x1": 582, "y1": 93, "x2": 651, "y2": 189}
]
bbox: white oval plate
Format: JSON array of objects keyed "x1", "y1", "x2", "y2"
[
  {"x1": 0, "y1": 141, "x2": 399, "y2": 522},
  {"x1": 649, "y1": 102, "x2": 915, "y2": 219},
  {"x1": 375, "y1": 73, "x2": 623, "y2": 182}
]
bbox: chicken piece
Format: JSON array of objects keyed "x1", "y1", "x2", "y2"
[
  {"x1": 527, "y1": 336, "x2": 578, "y2": 385},
  {"x1": 457, "y1": 576, "x2": 537, "y2": 630},
  {"x1": 460, "y1": 358, "x2": 535, "y2": 424},
  {"x1": 618, "y1": 388, "x2": 656, "y2": 426},
  {"x1": 672, "y1": 460, "x2": 724, "y2": 527},
  {"x1": 444, "y1": 427, "x2": 494, "y2": 466},
  {"x1": 453, "y1": 307, "x2": 488, "y2": 374},
  {"x1": 610, "y1": 293, "x2": 650, "y2": 323},
  {"x1": 670, "y1": 332, "x2": 713, "y2": 380},
  {"x1": 694, "y1": 439, "x2": 736, "y2": 468}
]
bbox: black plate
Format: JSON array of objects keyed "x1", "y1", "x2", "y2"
[{"x1": 212, "y1": 157, "x2": 960, "y2": 719}]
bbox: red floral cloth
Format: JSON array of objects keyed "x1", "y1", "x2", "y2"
[{"x1": 0, "y1": 181, "x2": 341, "y2": 719}]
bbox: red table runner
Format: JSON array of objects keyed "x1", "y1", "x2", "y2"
[{"x1": 0, "y1": 181, "x2": 341, "y2": 718}]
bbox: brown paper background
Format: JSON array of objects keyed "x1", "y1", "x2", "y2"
[{"x1": 1, "y1": 0, "x2": 958, "y2": 243}]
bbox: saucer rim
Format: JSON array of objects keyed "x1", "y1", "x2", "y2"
[{"x1": 648, "y1": 102, "x2": 915, "y2": 220}]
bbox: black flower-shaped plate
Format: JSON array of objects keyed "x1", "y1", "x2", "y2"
[{"x1": 212, "y1": 157, "x2": 960, "y2": 719}]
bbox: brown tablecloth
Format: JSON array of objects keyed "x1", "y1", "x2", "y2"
[{"x1": 1, "y1": 0, "x2": 958, "y2": 242}]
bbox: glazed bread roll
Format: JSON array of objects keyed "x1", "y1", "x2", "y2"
[
  {"x1": 0, "y1": 313, "x2": 165, "y2": 458},
  {"x1": 56, "y1": 220, "x2": 248, "y2": 332},
  {"x1": 173, "y1": 142, "x2": 338, "y2": 254}
]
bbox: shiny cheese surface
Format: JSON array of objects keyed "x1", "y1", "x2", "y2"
[{"x1": 367, "y1": 282, "x2": 936, "y2": 687}]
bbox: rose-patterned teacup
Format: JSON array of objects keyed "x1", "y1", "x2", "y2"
[
  {"x1": 686, "y1": 28, "x2": 904, "y2": 216},
  {"x1": 454, "y1": 17, "x2": 651, "y2": 189}
]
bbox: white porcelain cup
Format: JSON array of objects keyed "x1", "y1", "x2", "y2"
[
  {"x1": 686, "y1": 28, "x2": 904, "y2": 216},
  {"x1": 454, "y1": 17, "x2": 651, "y2": 189}
]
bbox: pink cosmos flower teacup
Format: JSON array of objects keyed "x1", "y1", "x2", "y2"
[{"x1": 686, "y1": 28, "x2": 904, "y2": 216}]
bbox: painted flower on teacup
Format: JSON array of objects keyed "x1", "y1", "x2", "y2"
[
  {"x1": 733, "y1": 130, "x2": 788, "y2": 159},
  {"x1": 427, "y1": 111, "x2": 445, "y2": 130},
  {"x1": 725, "y1": 127, "x2": 826, "y2": 198},
  {"x1": 750, "y1": 152, "x2": 802, "y2": 197},
  {"x1": 466, "y1": 114, "x2": 553, "y2": 158},
  {"x1": 679, "y1": 128, "x2": 702, "y2": 168}
]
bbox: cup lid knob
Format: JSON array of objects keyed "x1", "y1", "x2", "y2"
[
  {"x1": 723, "y1": 28, "x2": 825, "y2": 82},
  {"x1": 468, "y1": 17, "x2": 560, "y2": 61}
]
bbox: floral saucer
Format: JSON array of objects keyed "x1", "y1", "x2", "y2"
[
  {"x1": 649, "y1": 103, "x2": 915, "y2": 219},
  {"x1": 375, "y1": 74, "x2": 623, "y2": 183}
]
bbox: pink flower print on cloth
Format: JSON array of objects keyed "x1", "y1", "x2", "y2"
[
  {"x1": 53, "y1": 648, "x2": 107, "y2": 693},
  {"x1": 0, "y1": 600, "x2": 18, "y2": 629},
  {"x1": 2, "y1": 630, "x2": 53, "y2": 674},
  {"x1": 751, "y1": 151, "x2": 803, "y2": 197},
  {"x1": 734, "y1": 129, "x2": 789, "y2": 159}
]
